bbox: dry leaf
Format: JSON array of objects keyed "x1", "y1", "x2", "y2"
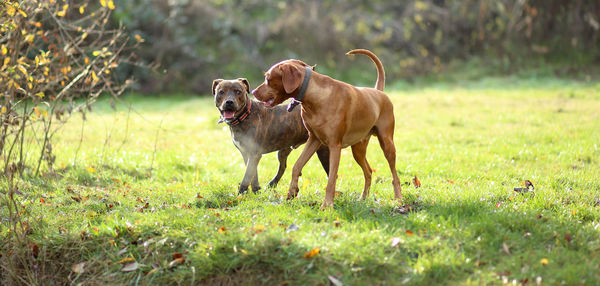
[
  {"x1": 118, "y1": 257, "x2": 135, "y2": 264},
  {"x1": 412, "y1": 176, "x2": 421, "y2": 188},
  {"x1": 168, "y1": 258, "x2": 185, "y2": 268},
  {"x1": 172, "y1": 253, "x2": 183, "y2": 260},
  {"x1": 218, "y1": 226, "x2": 226, "y2": 234},
  {"x1": 328, "y1": 275, "x2": 343, "y2": 286},
  {"x1": 405, "y1": 230, "x2": 414, "y2": 236},
  {"x1": 121, "y1": 262, "x2": 139, "y2": 272},
  {"x1": 302, "y1": 247, "x2": 320, "y2": 258},
  {"x1": 71, "y1": 262, "x2": 86, "y2": 274},
  {"x1": 502, "y1": 242, "x2": 510, "y2": 255},
  {"x1": 564, "y1": 233, "x2": 572, "y2": 243},
  {"x1": 391, "y1": 237, "x2": 402, "y2": 247}
]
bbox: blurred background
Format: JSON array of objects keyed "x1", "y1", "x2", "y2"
[{"x1": 113, "y1": 0, "x2": 600, "y2": 94}]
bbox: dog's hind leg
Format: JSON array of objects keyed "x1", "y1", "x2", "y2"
[
  {"x1": 267, "y1": 147, "x2": 292, "y2": 188},
  {"x1": 351, "y1": 137, "x2": 372, "y2": 200},
  {"x1": 374, "y1": 116, "x2": 402, "y2": 202},
  {"x1": 315, "y1": 146, "x2": 330, "y2": 176}
]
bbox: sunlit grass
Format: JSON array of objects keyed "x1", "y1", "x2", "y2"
[{"x1": 3, "y1": 77, "x2": 600, "y2": 284}]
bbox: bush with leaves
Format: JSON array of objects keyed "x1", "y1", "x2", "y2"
[
  {"x1": 0, "y1": 0, "x2": 140, "y2": 175},
  {"x1": 0, "y1": 0, "x2": 138, "y2": 283}
]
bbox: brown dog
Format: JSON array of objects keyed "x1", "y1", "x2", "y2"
[
  {"x1": 251, "y1": 49, "x2": 402, "y2": 208},
  {"x1": 212, "y1": 78, "x2": 329, "y2": 194}
]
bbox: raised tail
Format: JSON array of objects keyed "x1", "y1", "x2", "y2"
[{"x1": 346, "y1": 49, "x2": 385, "y2": 91}]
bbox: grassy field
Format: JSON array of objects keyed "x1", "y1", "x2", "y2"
[{"x1": 2, "y1": 75, "x2": 600, "y2": 285}]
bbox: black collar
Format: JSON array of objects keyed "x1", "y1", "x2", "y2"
[
  {"x1": 287, "y1": 66, "x2": 312, "y2": 112},
  {"x1": 219, "y1": 100, "x2": 252, "y2": 126}
]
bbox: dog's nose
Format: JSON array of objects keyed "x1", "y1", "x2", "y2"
[{"x1": 225, "y1": 100, "x2": 234, "y2": 106}]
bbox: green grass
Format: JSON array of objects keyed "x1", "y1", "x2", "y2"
[{"x1": 2, "y1": 76, "x2": 600, "y2": 285}]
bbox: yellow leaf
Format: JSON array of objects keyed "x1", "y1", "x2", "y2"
[
  {"x1": 3, "y1": 57, "x2": 9, "y2": 67},
  {"x1": 540, "y1": 258, "x2": 549, "y2": 265},
  {"x1": 1, "y1": 106, "x2": 6, "y2": 114},
  {"x1": 6, "y1": 5, "x2": 16, "y2": 16},
  {"x1": 19, "y1": 9, "x2": 28, "y2": 18},
  {"x1": 100, "y1": 0, "x2": 107, "y2": 7},
  {"x1": 1, "y1": 45, "x2": 6, "y2": 56},
  {"x1": 134, "y1": 34, "x2": 144, "y2": 43},
  {"x1": 35, "y1": 92, "x2": 45, "y2": 98},
  {"x1": 81, "y1": 32, "x2": 88, "y2": 40},
  {"x1": 86, "y1": 167, "x2": 96, "y2": 173},
  {"x1": 57, "y1": 10, "x2": 66, "y2": 17},
  {"x1": 17, "y1": 65, "x2": 28, "y2": 77},
  {"x1": 79, "y1": 5, "x2": 86, "y2": 14},
  {"x1": 25, "y1": 34, "x2": 34, "y2": 43},
  {"x1": 108, "y1": 0, "x2": 115, "y2": 10},
  {"x1": 84, "y1": 57, "x2": 89, "y2": 65},
  {"x1": 302, "y1": 247, "x2": 320, "y2": 258},
  {"x1": 92, "y1": 50, "x2": 101, "y2": 57},
  {"x1": 91, "y1": 71, "x2": 98, "y2": 84},
  {"x1": 118, "y1": 257, "x2": 134, "y2": 264},
  {"x1": 32, "y1": 21, "x2": 42, "y2": 28}
]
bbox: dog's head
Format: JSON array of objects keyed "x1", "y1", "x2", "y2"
[
  {"x1": 212, "y1": 78, "x2": 251, "y2": 120},
  {"x1": 252, "y1": 59, "x2": 312, "y2": 107}
]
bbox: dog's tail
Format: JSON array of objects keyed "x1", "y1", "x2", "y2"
[{"x1": 346, "y1": 49, "x2": 385, "y2": 91}]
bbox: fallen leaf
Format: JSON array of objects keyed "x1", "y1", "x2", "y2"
[
  {"x1": 514, "y1": 179, "x2": 535, "y2": 193},
  {"x1": 71, "y1": 262, "x2": 86, "y2": 274},
  {"x1": 446, "y1": 179, "x2": 454, "y2": 184},
  {"x1": 405, "y1": 230, "x2": 414, "y2": 236},
  {"x1": 564, "y1": 233, "x2": 572, "y2": 243},
  {"x1": 121, "y1": 262, "x2": 139, "y2": 272},
  {"x1": 540, "y1": 258, "x2": 549, "y2": 265},
  {"x1": 302, "y1": 247, "x2": 320, "y2": 258},
  {"x1": 328, "y1": 275, "x2": 343, "y2": 286},
  {"x1": 502, "y1": 242, "x2": 510, "y2": 255},
  {"x1": 286, "y1": 224, "x2": 299, "y2": 233},
  {"x1": 118, "y1": 257, "x2": 135, "y2": 264},
  {"x1": 412, "y1": 176, "x2": 421, "y2": 188},
  {"x1": 218, "y1": 226, "x2": 226, "y2": 234},
  {"x1": 168, "y1": 258, "x2": 185, "y2": 268},
  {"x1": 172, "y1": 253, "x2": 183, "y2": 259}
]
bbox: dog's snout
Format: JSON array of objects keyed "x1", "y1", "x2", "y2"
[{"x1": 225, "y1": 100, "x2": 234, "y2": 106}]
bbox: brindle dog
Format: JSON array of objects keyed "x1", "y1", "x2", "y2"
[{"x1": 212, "y1": 78, "x2": 329, "y2": 194}]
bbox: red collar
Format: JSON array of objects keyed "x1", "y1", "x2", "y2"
[{"x1": 227, "y1": 100, "x2": 252, "y2": 126}]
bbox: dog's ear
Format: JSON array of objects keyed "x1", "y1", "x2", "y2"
[
  {"x1": 212, "y1": 79, "x2": 224, "y2": 95},
  {"x1": 237, "y1": 78, "x2": 250, "y2": 94},
  {"x1": 280, "y1": 64, "x2": 303, "y2": 94}
]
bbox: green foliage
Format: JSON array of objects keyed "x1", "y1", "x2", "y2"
[
  {"x1": 112, "y1": 0, "x2": 600, "y2": 93},
  {"x1": 1, "y1": 75, "x2": 599, "y2": 284}
]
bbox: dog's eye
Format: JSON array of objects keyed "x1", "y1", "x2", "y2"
[
  {"x1": 218, "y1": 90, "x2": 224, "y2": 95},
  {"x1": 234, "y1": 90, "x2": 241, "y2": 95}
]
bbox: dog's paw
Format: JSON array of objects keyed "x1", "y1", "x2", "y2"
[
  {"x1": 238, "y1": 186, "x2": 249, "y2": 195},
  {"x1": 266, "y1": 180, "x2": 278, "y2": 189},
  {"x1": 286, "y1": 188, "x2": 299, "y2": 200},
  {"x1": 251, "y1": 186, "x2": 261, "y2": 194}
]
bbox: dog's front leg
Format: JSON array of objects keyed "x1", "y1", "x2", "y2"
[
  {"x1": 239, "y1": 154, "x2": 262, "y2": 194},
  {"x1": 322, "y1": 145, "x2": 341, "y2": 209},
  {"x1": 287, "y1": 136, "x2": 321, "y2": 199}
]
